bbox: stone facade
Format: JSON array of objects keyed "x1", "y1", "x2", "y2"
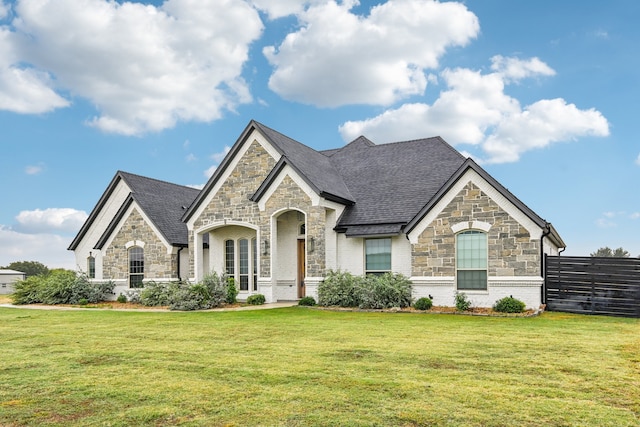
[
  {"x1": 190, "y1": 140, "x2": 276, "y2": 277},
  {"x1": 104, "y1": 208, "x2": 177, "y2": 282},
  {"x1": 412, "y1": 182, "x2": 540, "y2": 277}
]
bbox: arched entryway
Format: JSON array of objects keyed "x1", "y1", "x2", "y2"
[{"x1": 273, "y1": 210, "x2": 307, "y2": 300}]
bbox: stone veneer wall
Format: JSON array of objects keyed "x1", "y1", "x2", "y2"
[
  {"x1": 190, "y1": 140, "x2": 276, "y2": 277},
  {"x1": 412, "y1": 182, "x2": 540, "y2": 277},
  {"x1": 104, "y1": 208, "x2": 177, "y2": 281},
  {"x1": 264, "y1": 175, "x2": 326, "y2": 277}
]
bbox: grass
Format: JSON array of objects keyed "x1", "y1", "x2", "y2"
[{"x1": 0, "y1": 305, "x2": 638, "y2": 426}]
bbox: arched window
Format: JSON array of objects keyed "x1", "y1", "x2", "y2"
[
  {"x1": 129, "y1": 246, "x2": 144, "y2": 288},
  {"x1": 87, "y1": 255, "x2": 96, "y2": 279},
  {"x1": 225, "y1": 239, "x2": 235, "y2": 276},
  {"x1": 456, "y1": 231, "x2": 487, "y2": 290}
]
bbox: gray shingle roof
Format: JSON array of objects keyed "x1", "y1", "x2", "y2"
[
  {"x1": 117, "y1": 172, "x2": 199, "y2": 246},
  {"x1": 328, "y1": 136, "x2": 467, "y2": 232}
]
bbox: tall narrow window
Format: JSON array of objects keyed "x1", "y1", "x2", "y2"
[
  {"x1": 365, "y1": 238, "x2": 391, "y2": 275},
  {"x1": 87, "y1": 256, "x2": 96, "y2": 279},
  {"x1": 129, "y1": 246, "x2": 144, "y2": 288},
  {"x1": 456, "y1": 231, "x2": 487, "y2": 290},
  {"x1": 225, "y1": 239, "x2": 235, "y2": 276},
  {"x1": 239, "y1": 238, "x2": 249, "y2": 291},
  {"x1": 252, "y1": 238, "x2": 257, "y2": 291}
]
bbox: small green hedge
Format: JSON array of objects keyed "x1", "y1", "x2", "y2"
[
  {"x1": 493, "y1": 296, "x2": 526, "y2": 313},
  {"x1": 413, "y1": 297, "x2": 433, "y2": 311},
  {"x1": 247, "y1": 294, "x2": 266, "y2": 305},
  {"x1": 12, "y1": 270, "x2": 114, "y2": 305},
  {"x1": 298, "y1": 296, "x2": 316, "y2": 306}
]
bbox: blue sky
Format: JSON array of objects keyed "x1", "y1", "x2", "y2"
[{"x1": 1, "y1": 0, "x2": 638, "y2": 269}]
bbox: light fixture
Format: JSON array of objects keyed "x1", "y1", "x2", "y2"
[{"x1": 262, "y1": 239, "x2": 270, "y2": 256}]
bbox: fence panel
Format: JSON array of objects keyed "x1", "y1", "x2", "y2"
[{"x1": 545, "y1": 255, "x2": 640, "y2": 318}]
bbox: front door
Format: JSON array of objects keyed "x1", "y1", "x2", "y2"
[{"x1": 297, "y1": 239, "x2": 305, "y2": 299}]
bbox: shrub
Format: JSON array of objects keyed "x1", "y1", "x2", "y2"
[
  {"x1": 78, "y1": 298, "x2": 89, "y2": 306},
  {"x1": 226, "y1": 277, "x2": 238, "y2": 304},
  {"x1": 39, "y1": 270, "x2": 77, "y2": 305},
  {"x1": 298, "y1": 296, "x2": 316, "y2": 306},
  {"x1": 247, "y1": 294, "x2": 266, "y2": 305},
  {"x1": 116, "y1": 293, "x2": 127, "y2": 303},
  {"x1": 201, "y1": 272, "x2": 227, "y2": 308},
  {"x1": 11, "y1": 276, "x2": 45, "y2": 304},
  {"x1": 454, "y1": 292, "x2": 471, "y2": 311},
  {"x1": 493, "y1": 296, "x2": 526, "y2": 313},
  {"x1": 169, "y1": 282, "x2": 211, "y2": 311},
  {"x1": 358, "y1": 273, "x2": 413, "y2": 309},
  {"x1": 140, "y1": 281, "x2": 172, "y2": 306},
  {"x1": 413, "y1": 297, "x2": 433, "y2": 311},
  {"x1": 317, "y1": 270, "x2": 362, "y2": 307},
  {"x1": 122, "y1": 290, "x2": 141, "y2": 304}
]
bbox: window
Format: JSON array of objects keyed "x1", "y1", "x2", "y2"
[
  {"x1": 239, "y1": 238, "x2": 249, "y2": 291},
  {"x1": 129, "y1": 246, "x2": 144, "y2": 288},
  {"x1": 87, "y1": 255, "x2": 96, "y2": 279},
  {"x1": 456, "y1": 231, "x2": 487, "y2": 290},
  {"x1": 225, "y1": 237, "x2": 257, "y2": 292},
  {"x1": 225, "y1": 239, "x2": 235, "y2": 276},
  {"x1": 365, "y1": 238, "x2": 391, "y2": 275}
]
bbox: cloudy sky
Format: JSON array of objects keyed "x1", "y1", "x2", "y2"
[{"x1": 1, "y1": 0, "x2": 638, "y2": 269}]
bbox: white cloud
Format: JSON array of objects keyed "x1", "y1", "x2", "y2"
[
  {"x1": 0, "y1": 226, "x2": 76, "y2": 270},
  {"x1": 340, "y1": 56, "x2": 609, "y2": 163},
  {"x1": 264, "y1": 0, "x2": 479, "y2": 107},
  {"x1": 2, "y1": 0, "x2": 263, "y2": 135},
  {"x1": 251, "y1": 0, "x2": 324, "y2": 19},
  {"x1": 0, "y1": 1, "x2": 9, "y2": 20},
  {"x1": 636, "y1": 153, "x2": 640, "y2": 166},
  {"x1": 25, "y1": 164, "x2": 44, "y2": 175},
  {"x1": 204, "y1": 145, "x2": 231, "y2": 179},
  {"x1": 14, "y1": 208, "x2": 88, "y2": 234},
  {"x1": 490, "y1": 55, "x2": 556, "y2": 82},
  {"x1": 595, "y1": 218, "x2": 616, "y2": 228},
  {"x1": 630, "y1": 212, "x2": 640, "y2": 220}
]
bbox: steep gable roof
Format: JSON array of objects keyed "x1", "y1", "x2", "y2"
[
  {"x1": 183, "y1": 120, "x2": 354, "y2": 222},
  {"x1": 69, "y1": 171, "x2": 199, "y2": 251}
]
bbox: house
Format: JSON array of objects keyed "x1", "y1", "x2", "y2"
[
  {"x1": 0, "y1": 270, "x2": 26, "y2": 294},
  {"x1": 69, "y1": 120, "x2": 565, "y2": 309}
]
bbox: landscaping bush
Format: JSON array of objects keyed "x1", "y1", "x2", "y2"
[
  {"x1": 12, "y1": 270, "x2": 114, "y2": 305},
  {"x1": 298, "y1": 296, "x2": 316, "y2": 306},
  {"x1": 413, "y1": 297, "x2": 433, "y2": 311},
  {"x1": 116, "y1": 293, "x2": 127, "y2": 303},
  {"x1": 201, "y1": 272, "x2": 227, "y2": 308},
  {"x1": 78, "y1": 298, "x2": 89, "y2": 306},
  {"x1": 11, "y1": 276, "x2": 45, "y2": 304},
  {"x1": 122, "y1": 290, "x2": 141, "y2": 304},
  {"x1": 169, "y1": 282, "x2": 211, "y2": 311},
  {"x1": 493, "y1": 296, "x2": 526, "y2": 313},
  {"x1": 247, "y1": 294, "x2": 266, "y2": 305},
  {"x1": 317, "y1": 270, "x2": 363, "y2": 307},
  {"x1": 454, "y1": 292, "x2": 471, "y2": 311},
  {"x1": 140, "y1": 281, "x2": 172, "y2": 306},
  {"x1": 359, "y1": 273, "x2": 413, "y2": 309},
  {"x1": 226, "y1": 277, "x2": 238, "y2": 304}
]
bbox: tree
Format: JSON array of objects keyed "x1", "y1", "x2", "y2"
[
  {"x1": 590, "y1": 247, "x2": 630, "y2": 258},
  {"x1": 1, "y1": 261, "x2": 50, "y2": 277}
]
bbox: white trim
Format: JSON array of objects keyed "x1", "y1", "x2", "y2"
[
  {"x1": 410, "y1": 276, "x2": 455, "y2": 286},
  {"x1": 125, "y1": 240, "x2": 145, "y2": 249},
  {"x1": 408, "y1": 169, "x2": 541, "y2": 244},
  {"x1": 186, "y1": 129, "x2": 280, "y2": 230},
  {"x1": 488, "y1": 276, "x2": 543, "y2": 286},
  {"x1": 258, "y1": 164, "x2": 320, "y2": 211}
]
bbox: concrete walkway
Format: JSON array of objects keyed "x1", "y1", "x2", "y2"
[{"x1": 0, "y1": 301, "x2": 299, "y2": 312}]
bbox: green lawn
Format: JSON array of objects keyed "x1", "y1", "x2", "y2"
[{"x1": 0, "y1": 306, "x2": 638, "y2": 426}]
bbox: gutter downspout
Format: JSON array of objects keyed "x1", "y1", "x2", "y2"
[
  {"x1": 540, "y1": 223, "x2": 552, "y2": 305},
  {"x1": 177, "y1": 246, "x2": 184, "y2": 281}
]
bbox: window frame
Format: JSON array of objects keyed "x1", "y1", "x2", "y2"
[
  {"x1": 225, "y1": 237, "x2": 257, "y2": 292},
  {"x1": 365, "y1": 237, "x2": 392, "y2": 275},
  {"x1": 87, "y1": 255, "x2": 96, "y2": 279},
  {"x1": 128, "y1": 246, "x2": 144, "y2": 289},
  {"x1": 456, "y1": 230, "x2": 488, "y2": 291}
]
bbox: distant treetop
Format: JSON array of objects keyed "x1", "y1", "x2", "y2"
[{"x1": 590, "y1": 247, "x2": 630, "y2": 258}]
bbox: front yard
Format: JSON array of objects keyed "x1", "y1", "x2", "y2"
[{"x1": 0, "y1": 306, "x2": 638, "y2": 426}]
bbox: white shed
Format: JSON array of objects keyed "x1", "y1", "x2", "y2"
[{"x1": 0, "y1": 270, "x2": 26, "y2": 294}]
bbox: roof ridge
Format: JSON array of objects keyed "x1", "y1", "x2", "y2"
[{"x1": 118, "y1": 170, "x2": 199, "y2": 193}]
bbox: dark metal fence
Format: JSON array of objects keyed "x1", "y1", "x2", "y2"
[{"x1": 545, "y1": 255, "x2": 640, "y2": 318}]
